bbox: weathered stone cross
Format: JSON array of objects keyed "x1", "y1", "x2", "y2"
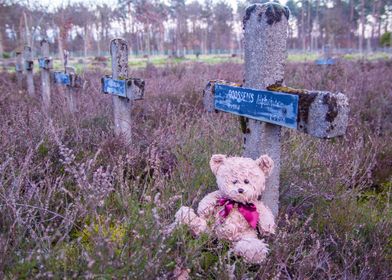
[
  {"x1": 23, "y1": 45, "x2": 35, "y2": 97},
  {"x1": 101, "y1": 38, "x2": 145, "y2": 144},
  {"x1": 38, "y1": 39, "x2": 53, "y2": 110},
  {"x1": 203, "y1": 2, "x2": 349, "y2": 217},
  {"x1": 316, "y1": 44, "x2": 335, "y2": 65},
  {"x1": 52, "y1": 50, "x2": 81, "y2": 113},
  {"x1": 15, "y1": 50, "x2": 23, "y2": 89}
]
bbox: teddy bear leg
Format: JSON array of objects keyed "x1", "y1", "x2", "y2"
[
  {"x1": 233, "y1": 236, "x2": 269, "y2": 264},
  {"x1": 175, "y1": 206, "x2": 207, "y2": 236}
]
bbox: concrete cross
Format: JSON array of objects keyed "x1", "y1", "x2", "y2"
[
  {"x1": 15, "y1": 50, "x2": 23, "y2": 89},
  {"x1": 65, "y1": 66, "x2": 79, "y2": 113},
  {"x1": 203, "y1": 2, "x2": 349, "y2": 217},
  {"x1": 23, "y1": 46, "x2": 35, "y2": 97},
  {"x1": 316, "y1": 44, "x2": 335, "y2": 65},
  {"x1": 101, "y1": 38, "x2": 145, "y2": 144},
  {"x1": 38, "y1": 39, "x2": 53, "y2": 110},
  {"x1": 52, "y1": 50, "x2": 81, "y2": 113}
]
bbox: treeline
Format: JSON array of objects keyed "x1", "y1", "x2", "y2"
[{"x1": 0, "y1": 0, "x2": 391, "y2": 57}]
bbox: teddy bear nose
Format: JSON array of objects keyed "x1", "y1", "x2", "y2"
[{"x1": 238, "y1": 188, "x2": 244, "y2": 193}]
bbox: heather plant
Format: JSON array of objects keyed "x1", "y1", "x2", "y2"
[{"x1": 0, "y1": 60, "x2": 391, "y2": 279}]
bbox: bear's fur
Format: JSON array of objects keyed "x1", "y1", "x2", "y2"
[{"x1": 174, "y1": 154, "x2": 276, "y2": 264}]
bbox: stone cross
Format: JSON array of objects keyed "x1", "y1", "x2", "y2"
[
  {"x1": 52, "y1": 50, "x2": 81, "y2": 113},
  {"x1": 23, "y1": 46, "x2": 35, "y2": 97},
  {"x1": 65, "y1": 66, "x2": 79, "y2": 113},
  {"x1": 15, "y1": 50, "x2": 23, "y2": 89},
  {"x1": 316, "y1": 44, "x2": 335, "y2": 65},
  {"x1": 101, "y1": 38, "x2": 145, "y2": 143},
  {"x1": 38, "y1": 39, "x2": 53, "y2": 110},
  {"x1": 203, "y1": 2, "x2": 349, "y2": 217}
]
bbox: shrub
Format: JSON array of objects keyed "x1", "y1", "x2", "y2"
[
  {"x1": 0, "y1": 61, "x2": 391, "y2": 278},
  {"x1": 2, "y1": 52, "x2": 11, "y2": 59},
  {"x1": 380, "y1": 32, "x2": 391, "y2": 47}
]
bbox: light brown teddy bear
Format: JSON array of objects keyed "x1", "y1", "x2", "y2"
[{"x1": 174, "y1": 154, "x2": 276, "y2": 264}]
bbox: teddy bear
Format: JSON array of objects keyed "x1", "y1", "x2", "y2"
[{"x1": 174, "y1": 154, "x2": 276, "y2": 264}]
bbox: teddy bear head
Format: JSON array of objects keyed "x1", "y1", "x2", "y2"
[{"x1": 210, "y1": 154, "x2": 274, "y2": 204}]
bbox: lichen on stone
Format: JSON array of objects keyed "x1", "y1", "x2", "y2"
[
  {"x1": 265, "y1": 2, "x2": 290, "y2": 25},
  {"x1": 243, "y1": 2, "x2": 290, "y2": 29},
  {"x1": 323, "y1": 94, "x2": 339, "y2": 123},
  {"x1": 239, "y1": 116, "x2": 250, "y2": 134},
  {"x1": 267, "y1": 84, "x2": 307, "y2": 95}
]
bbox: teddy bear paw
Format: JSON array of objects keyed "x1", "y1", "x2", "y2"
[
  {"x1": 233, "y1": 237, "x2": 269, "y2": 264},
  {"x1": 175, "y1": 206, "x2": 207, "y2": 236}
]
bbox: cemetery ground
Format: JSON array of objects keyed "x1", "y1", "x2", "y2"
[{"x1": 0, "y1": 60, "x2": 391, "y2": 279}]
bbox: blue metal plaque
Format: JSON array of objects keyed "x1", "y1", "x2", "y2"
[
  {"x1": 214, "y1": 84, "x2": 299, "y2": 129},
  {"x1": 38, "y1": 58, "x2": 46, "y2": 68},
  {"x1": 38, "y1": 58, "x2": 51, "y2": 69},
  {"x1": 315, "y1": 58, "x2": 335, "y2": 65},
  {"x1": 102, "y1": 77, "x2": 127, "y2": 98},
  {"x1": 54, "y1": 72, "x2": 71, "y2": 85}
]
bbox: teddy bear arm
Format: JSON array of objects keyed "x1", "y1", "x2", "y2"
[
  {"x1": 174, "y1": 206, "x2": 207, "y2": 236},
  {"x1": 256, "y1": 203, "x2": 276, "y2": 235},
  {"x1": 197, "y1": 190, "x2": 222, "y2": 218}
]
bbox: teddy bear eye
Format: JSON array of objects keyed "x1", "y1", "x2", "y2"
[
  {"x1": 232, "y1": 179, "x2": 238, "y2": 184},
  {"x1": 244, "y1": 179, "x2": 250, "y2": 184}
]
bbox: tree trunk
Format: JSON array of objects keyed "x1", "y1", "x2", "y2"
[
  {"x1": 376, "y1": 0, "x2": 382, "y2": 44},
  {"x1": 176, "y1": 18, "x2": 181, "y2": 56},
  {"x1": 205, "y1": 22, "x2": 210, "y2": 54},
  {"x1": 307, "y1": 0, "x2": 311, "y2": 51},
  {"x1": 97, "y1": 23, "x2": 101, "y2": 56},
  {"x1": 23, "y1": 12, "x2": 32, "y2": 48},
  {"x1": 315, "y1": 0, "x2": 319, "y2": 50},
  {"x1": 359, "y1": 0, "x2": 365, "y2": 54},
  {"x1": 0, "y1": 30, "x2": 4, "y2": 55},
  {"x1": 58, "y1": 29, "x2": 64, "y2": 64},
  {"x1": 301, "y1": 0, "x2": 306, "y2": 51},
  {"x1": 99, "y1": 20, "x2": 104, "y2": 56},
  {"x1": 137, "y1": 30, "x2": 141, "y2": 55},
  {"x1": 349, "y1": 0, "x2": 355, "y2": 48},
  {"x1": 84, "y1": 25, "x2": 88, "y2": 57},
  {"x1": 146, "y1": 24, "x2": 151, "y2": 55},
  {"x1": 370, "y1": 0, "x2": 377, "y2": 50},
  {"x1": 18, "y1": 15, "x2": 24, "y2": 47},
  {"x1": 377, "y1": 9, "x2": 382, "y2": 40}
]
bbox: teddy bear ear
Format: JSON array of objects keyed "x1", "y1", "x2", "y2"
[
  {"x1": 210, "y1": 154, "x2": 226, "y2": 175},
  {"x1": 256, "y1": 155, "x2": 274, "y2": 176}
]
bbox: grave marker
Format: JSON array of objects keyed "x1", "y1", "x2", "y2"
[
  {"x1": 214, "y1": 84, "x2": 299, "y2": 129},
  {"x1": 53, "y1": 72, "x2": 71, "y2": 85},
  {"x1": 316, "y1": 44, "x2": 335, "y2": 65},
  {"x1": 52, "y1": 50, "x2": 81, "y2": 113},
  {"x1": 101, "y1": 38, "x2": 145, "y2": 143},
  {"x1": 65, "y1": 66, "x2": 79, "y2": 113},
  {"x1": 315, "y1": 57, "x2": 335, "y2": 65},
  {"x1": 39, "y1": 39, "x2": 52, "y2": 110},
  {"x1": 15, "y1": 51, "x2": 23, "y2": 88},
  {"x1": 23, "y1": 46, "x2": 35, "y2": 97},
  {"x1": 203, "y1": 2, "x2": 349, "y2": 217}
]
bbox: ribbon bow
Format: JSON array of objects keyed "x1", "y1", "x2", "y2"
[{"x1": 217, "y1": 198, "x2": 259, "y2": 229}]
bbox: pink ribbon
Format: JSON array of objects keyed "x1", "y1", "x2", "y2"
[{"x1": 217, "y1": 198, "x2": 259, "y2": 229}]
